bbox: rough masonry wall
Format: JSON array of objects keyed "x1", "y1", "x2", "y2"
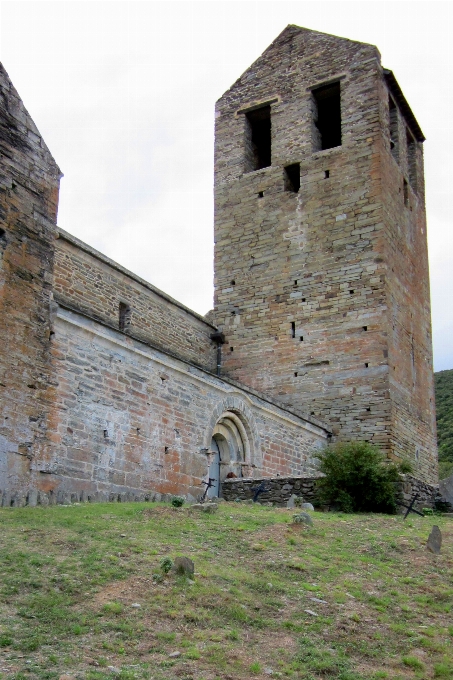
[
  {"x1": 379, "y1": 77, "x2": 437, "y2": 483},
  {"x1": 16, "y1": 307, "x2": 327, "y2": 506},
  {"x1": 213, "y1": 27, "x2": 392, "y2": 447},
  {"x1": 212, "y1": 25, "x2": 437, "y2": 481},
  {"x1": 54, "y1": 230, "x2": 217, "y2": 373},
  {"x1": 0, "y1": 64, "x2": 61, "y2": 502}
]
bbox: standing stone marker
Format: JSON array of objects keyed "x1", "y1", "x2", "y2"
[
  {"x1": 426, "y1": 526, "x2": 442, "y2": 554},
  {"x1": 171, "y1": 556, "x2": 195, "y2": 577}
]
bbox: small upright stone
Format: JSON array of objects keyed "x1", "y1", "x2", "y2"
[
  {"x1": 301, "y1": 502, "x2": 314, "y2": 511},
  {"x1": 286, "y1": 494, "x2": 297, "y2": 509},
  {"x1": 426, "y1": 525, "x2": 442, "y2": 554},
  {"x1": 171, "y1": 556, "x2": 195, "y2": 577},
  {"x1": 293, "y1": 512, "x2": 313, "y2": 527}
]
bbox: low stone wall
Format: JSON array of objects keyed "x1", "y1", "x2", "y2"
[
  {"x1": 223, "y1": 473, "x2": 446, "y2": 511},
  {"x1": 398, "y1": 474, "x2": 438, "y2": 510},
  {"x1": 222, "y1": 476, "x2": 322, "y2": 507}
]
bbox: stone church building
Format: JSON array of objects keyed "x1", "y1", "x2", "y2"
[{"x1": 0, "y1": 25, "x2": 438, "y2": 506}]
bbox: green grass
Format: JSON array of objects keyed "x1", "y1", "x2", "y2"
[{"x1": 0, "y1": 502, "x2": 452, "y2": 679}]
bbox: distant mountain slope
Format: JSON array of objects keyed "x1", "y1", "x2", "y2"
[{"x1": 434, "y1": 369, "x2": 453, "y2": 479}]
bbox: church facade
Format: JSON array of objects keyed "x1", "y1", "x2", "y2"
[{"x1": 0, "y1": 26, "x2": 437, "y2": 506}]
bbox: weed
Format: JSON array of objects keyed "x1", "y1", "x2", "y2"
[
  {"x1": 402, "y1": 656, "x2": 425, "y2": 670},
  {"x1": 102, "y1": 601, "x2": 123, "y2": 615},
  {"x1": 160, "y1": 556, "x2": 173, "y2": 574}
]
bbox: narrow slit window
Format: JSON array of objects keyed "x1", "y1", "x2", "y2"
[
  {"x1": 245, "y1": 106, "x2": 271, "y2": 171},
  {"x1": 284, "y1": 163, "x2": 300, "y2": 193},
  {"x1": 291, "y1": 322, "x2": 296, "y2": 339},
  {"x1": 407, "y1": 130, "x2": 417, "y2": 192},
  {"x1": 389, "y1": 95, "x2": 399, "y2": 161},
  {"x1": 119, "y1": 302, "x2": 131, "y2": 332},
  {"x1": 403, "y1": 179, "x2": 409, "y2": 207},
  {"x1": 312, "y1": 82, "x2": 341, "y2": 151}
]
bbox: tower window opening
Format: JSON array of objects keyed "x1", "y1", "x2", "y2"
[
  {"x1": 389, "y1": 95, "x2": 399, "y2": 161},
  {"x1": 363, "y1": 326, "x2": 368, "y2": 331},
  {"x1": 324, "y1": 169, "x2": 330, "y2": 179},
  {"x1": 407, "y1": 130, "x2": 417, "y2": 192},
  {"x1": 300, "y1": 336, "x2": 304, "y2": 341},
  {"x1": 119, "y1": 302, "x2": 131, "y2": 332},
  {"x1": 312, "y1": 82, "x2": 341, "y2": 151},
  {"x1": 245, "y1": 106, "x2": 271, "y2": 171},
  {"x1": 258, "y1": 191, "x2": 264, "y2": 198},
  {"x1": 284, "y1": 163, "x2": 300, "y2": 192},
  {"x1": 294, "y1": 372, "x2": 298, "y2": 377},
  {"x1": 291, "y1": 322, "x2": 295, "y2": 338},
  {"x1": 403, "y1": 179, "x2": 409, "y2": 207}
]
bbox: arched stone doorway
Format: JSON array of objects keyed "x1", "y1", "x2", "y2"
[{"x1": 206, "y1": 410, "x2": 251, "y2": 499}]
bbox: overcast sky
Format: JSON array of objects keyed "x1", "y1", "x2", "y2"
[{"x1": 0, "y1": 1, "x2": 452, "y2": 371}]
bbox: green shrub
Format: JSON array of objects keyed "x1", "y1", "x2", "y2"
[
  {"x1": 316, "y1": 442, "x2": 411, "y2": 514},
  {"x1": 171, "y1": 496, "x2": 185, "y2": 507},
  {"x1": 159, "y1": 557, "x2": 173, "y2": 574}
]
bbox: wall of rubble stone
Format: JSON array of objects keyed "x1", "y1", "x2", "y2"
[
  {"x1": 0, "y1": 306, "x2": 328, "y2": 506},
  {"x1": 222, "y1": 473, "x2": 441, "y2": 511},
  {"x1": 0, "y1": 64, "x2": 61, "y2": 503},
  {"x1": 222, "y1": 475, "x2": 321, "y2": 506},
  {"x1": 211, "y1": 25, "x2": 437, "y2": 483}
]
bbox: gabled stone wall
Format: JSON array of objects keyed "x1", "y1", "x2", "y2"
[{"x1": 211, "y1": 25, "x2": 437, "y2": 483}]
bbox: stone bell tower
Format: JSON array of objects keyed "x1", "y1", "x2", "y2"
[{"x1": 211, "y1": 25, "x2": 437, "y2": 483}]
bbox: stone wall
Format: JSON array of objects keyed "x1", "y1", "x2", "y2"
[
  {"x1": 222, "y1": 475, "x2": 321, "y2": 506},
  {"x1": 223, "y1": 473, "x2": 441, "y2": 511},
  {"x1": 211, "y1": 25, "x2": 437, "y2": 483},
  {"x1": 54, "y1": 229, "x2": 218, "y2": 373},
  {"x1": 0, "y1": 64, "x2": 61, "y2": 502},
  {"x1": 0, "y1": 306, "x2": 328, "y2": 506}
]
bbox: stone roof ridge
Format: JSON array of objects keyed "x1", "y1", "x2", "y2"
[
  {"x1": 216, "y1": 24, "x2": 379, "y2": 103},
  {"x1": 0, "y1": 62, "x2": 62, "y2": 179}
]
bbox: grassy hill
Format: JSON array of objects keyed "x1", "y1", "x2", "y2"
[
  {"x1": 0, "y1": 502, "x2": 452, "y2": 680},
  {"x1": 434, "y1": 369, "x2": 453, "y2": 479}
]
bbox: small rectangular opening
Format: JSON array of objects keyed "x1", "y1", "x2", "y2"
[
  {"x1": 403, "y1": 179, "x2": 409, "y2": 207},
  {"x1": 245, "y1": 106, "x2": 271, "y2": 171},
  {"x1": 407, "y1": 130, "x2": 417, "y2": 192},
  {"x1": 324, "y1": 170, "x2": 330, "y2": 179},
  {"x1": 284, "y1": 163, "x2": 300, "y2": 193},
  {"x1": 312, "y1": 82, "x2": 341, "y2": 151},
  {"x1": 300, "y1": 336, "x2": 304, "y2": 341},
  {"x1": 119, "y1": 302, "x2": 131, "y2": 332},
  {"x1": 291, "y1": 322, "x2": 295, "y2": 339},
  {"x1": 389, "y1": 95, "x2": 399, "y2": 161}
]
